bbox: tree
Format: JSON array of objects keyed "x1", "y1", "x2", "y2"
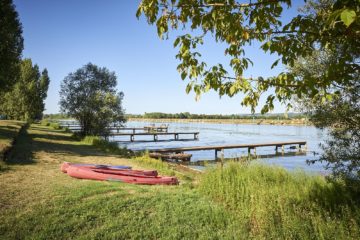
[
  {"x1": 0, "y1": 0, "x2": 24, "y2": 96},
  {"x1": 59, "y1": 63, "x2": 126, "y2": 137},
  {"x1": 0, "y1": 59, "x2": 50, "y2": 121},
  {"x1": 137, "y1": 0, "x2": 359, "y2": 113},
  {"x1": 284, "y1": 0, "x2": 359, "y2": 180},
  {"x1": 290, "y1": 47, "x2": 359, "y2": 180},
  {"x1": 34, "y1": 69, "x2": 50, "y2": 119}
]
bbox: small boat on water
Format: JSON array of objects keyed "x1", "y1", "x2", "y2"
[
  {"x1": 149, "y1": 152, "x2": 192, "y2": 161},
  {"x1": 61, "y1": 162, "x2": 178, "y2": 185}
]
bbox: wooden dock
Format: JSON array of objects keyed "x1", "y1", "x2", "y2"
[
  {"x1": 110, "y1": 132, "x2": 199, "y2": 142},
  {"x1": 61, "y1": 125, "x2": 168, "y2": 133},
  {"x1": 149, "y1": 141, "x2": 307, "y2": 159}
]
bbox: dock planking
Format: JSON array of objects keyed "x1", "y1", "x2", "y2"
[
  {"x1": 149, "y1": 141, "x2": 307, "y2": 160},
  {"x1": 61, "y1": 126, "x2": 168, "y2": 133},
  {"x1": 110, "y1": 132, "x2": 199, "y2": 142}
]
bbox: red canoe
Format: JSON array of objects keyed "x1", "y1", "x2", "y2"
[
  {"x1": 61, "y1": 162, "x2": 158, "y2": 177},
  {"x1": 66, "y1": 165, "x2": 178, "y2": 185},
  {"x1": 61, "y1": 162, "x2": 131, "y2": 173}
]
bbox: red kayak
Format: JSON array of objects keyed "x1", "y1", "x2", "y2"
[
  {"x1": 61, "y1": 162, "x2": 132, "y2": 173},
  {"x1": 61, "y1": 162, "x2": 158, "y2": 177},
  {"x1": 66, "y1": 165, "x2": 178, "y2": 185}
]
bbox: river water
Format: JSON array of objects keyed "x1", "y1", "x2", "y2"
[{"x1": 113, "y1": 121, "x2": 328, "y2": 173}]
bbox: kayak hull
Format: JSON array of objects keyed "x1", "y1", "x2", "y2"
[
  {"x1": 66, "y1": 165, "x2": 178, "y2": 185},
  {"x1": 61, "y1": 162, "x2": 131, "y2": 173}
]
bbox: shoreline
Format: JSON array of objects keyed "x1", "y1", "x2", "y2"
[{"x1": 128, "y1": 118, "x2": 311, "y2": 126}]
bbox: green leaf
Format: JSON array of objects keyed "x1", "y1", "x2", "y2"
[
  {"x1": 173, "y1": 38, "x2": 180, "y2": 47},
  {"x1": 229, "y1": 85, "x2": 236, "y2": 96},
  {"x1": 340, "y1": 9, "x2": 356, "y2": 27},
  {"x1": 185, "y1": 84, "x2": 192, "y2": 94},
  {"x1": 271, "y1": 59, "x2": 280, "y2": 69},
  {"x1": 181, "y1": 71, "x2": 187, "y2": 80},
  {"x1": 136, "y1": 6, "x2": 142, "y2": 19}
]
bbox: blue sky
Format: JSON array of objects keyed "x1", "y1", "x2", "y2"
[{"x1": 13, "y1": 0, "x2": 305, "y2": 115}]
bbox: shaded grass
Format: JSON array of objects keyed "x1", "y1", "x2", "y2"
[
  {"x1": 199, "y1": 162, "x2": 360, "y2": 239},
  {"x1": 0, "y1": 120, "x2": 26, "y2": 171},
  {"x1": 0, "y1": 120, "x2": 24, "y2": 146}
]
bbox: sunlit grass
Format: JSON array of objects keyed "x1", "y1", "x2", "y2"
[{"x1": 199, "y1": 162, "x2": 360, "y2": 239}]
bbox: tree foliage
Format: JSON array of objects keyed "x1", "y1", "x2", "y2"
[
  {"x1": 59, "y1": 63, "x2": 126, "y2": 137},
  {"x1": 285, "y1": 1, "x2": 360, "y2": 180},
  {"x1": 290, "y1": 47, "x2": 360, "y2": 179},
  {"x1": 0, "y1": 59, "x2": 50, "y2": 121},
  {"x1": 0, "y1": 0, "x2": 24, "y2": 96},
  {"x1": 137, "y1": 0, "x2": 359, "y2": 113}
]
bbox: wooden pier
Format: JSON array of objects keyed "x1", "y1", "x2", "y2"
[
  {"x1": 149, "y1": 141, "x2": 307, "y2": 159},
  {"x1": 110, "y1": 132, "x2": 199, "y2": 142},
  {"x1": 60, "y1": 124, "x2": 169, "y2": 133}
]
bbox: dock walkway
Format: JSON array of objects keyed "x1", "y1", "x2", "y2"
[
  {"x1": 149, "y1": 141, "x2": 307, "y2": 159},
  {"x1": 61, "y1": 125, "x2": 168, "y2": 133},
  {"x1": 110, "y1": 132, "x2": 199, "y2": 142}
]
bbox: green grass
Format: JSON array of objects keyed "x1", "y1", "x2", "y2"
[
  {"x1": 0, "y1": 120, "x2": 26, "y2": 170},
  {"x1": 200, "y1": 162, "x2": 360, "y2": 239},
  {"x1": 1, "y1": 182, "x2": 243, "y2": 239},
  {"x1": 0, "y1": 124, "x2": 359, "y2": 239},
  {"x1": 82, "y1": 135, "x2": 132, "y2": 157},
  {"x1": 0, "y1": 120, "x2": 25, "y2": 148}
]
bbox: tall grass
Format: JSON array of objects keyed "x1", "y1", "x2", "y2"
[
  {"x1": 199, "y1": 162, "x2": 360, "y2": 239},
  {"x1": 82, "y1": 136, "x2": 132, "y2": 157}
]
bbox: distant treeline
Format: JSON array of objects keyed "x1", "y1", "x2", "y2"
[
  {"x1": 126, "y1": 112, "x2": 307, "y2": 120},
  {"x1": 43, "y1": 113, "x2": 70, "y2": 119},
  {"x1": 45, "y1": 112, "x2": 307, "y2": 120}
]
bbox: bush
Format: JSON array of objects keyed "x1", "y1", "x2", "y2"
[
  {"x1": 40, "y1": 119, "x2": 50, "y2": 126},
  {"x1": 49, "y1": 122, "x2": 61, "y2": 130}
]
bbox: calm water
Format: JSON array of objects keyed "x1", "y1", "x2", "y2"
[{"x1": 113, "y1": 121, "x2": 328, "y2": 173}]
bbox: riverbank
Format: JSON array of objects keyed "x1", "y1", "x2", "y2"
[
  {"x1": 128, "y1": 117, "x2": 310, "y2": 126},
  {"x1": 0, "y1": 122, "x2": 358, "y2": 239}
]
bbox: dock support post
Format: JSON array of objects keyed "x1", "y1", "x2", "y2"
[
  {"x1": 220, "y1": 149, "x2": 224, "y2": 168},
  {"x1": 154, "y1": 134, "x2": 158, "y2": 141},
  {"x1": 133, "y1": 129, "x2": 135, "y2": 134},
  {"x1": 215, "y1": 149, "x2": 218, "y2": 160},
  {"x1": 130, "y1": 135, "x2": 134, "y2": 142},
  {"x1": 175, "y1": 134, "x2": 178, "y2": 140},
  {"x1": 282, "y1": 145, "x2": 284, "y2": 154}
]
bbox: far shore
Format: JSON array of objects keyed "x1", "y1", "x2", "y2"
[{"x1": 128, "y1": 118, "x2": 311, "y2": 126}]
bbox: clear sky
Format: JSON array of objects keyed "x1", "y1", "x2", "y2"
[{"x1": 13, "y1": 0, "x2": 305, "y2": 115}]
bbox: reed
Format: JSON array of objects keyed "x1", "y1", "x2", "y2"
[{"x1": 199, "y1": 162, "x2": 360, "y2": 239}]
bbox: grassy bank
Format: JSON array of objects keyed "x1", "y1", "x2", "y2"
[
  {"x1": 0, "y1": 120, "x2": 25, "y2": 169},
  {"x1": 200, "y1": 163, "x2": 360, "y2": 239},
  {"x1": 0, "y1": 123, "x2": 358, "y2": 239},
  {"x1": 129, "y1": 117, "x2": 310, "y2": 126}
]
